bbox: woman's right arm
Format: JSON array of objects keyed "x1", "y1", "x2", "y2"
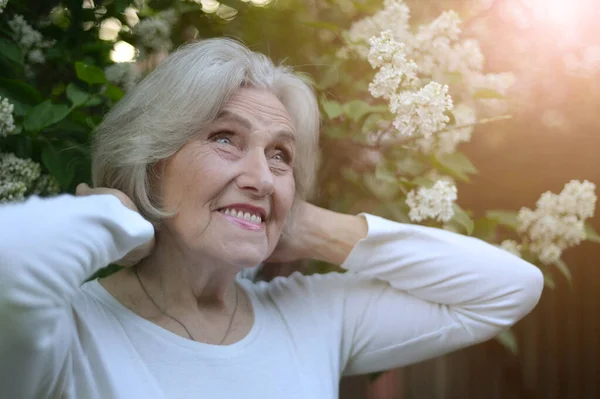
[{"x1": 0, "y1": 194, "x2": 154, "y2": 398}]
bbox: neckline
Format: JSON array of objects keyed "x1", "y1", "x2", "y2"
[{"x1": 83, "y1": 276, "x2": 263, "y2": 356}]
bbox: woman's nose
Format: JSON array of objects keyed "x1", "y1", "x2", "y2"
[{"x1": 236, "y1": 150, "x2": 275, "y2": 198}]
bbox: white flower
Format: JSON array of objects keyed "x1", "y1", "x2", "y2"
[
  {"x1": 559, "y1": 180, "x2": 597, "y2": 220},
  {"x1": 340, "y1": 0, "x2": 411, "y2": 59},
  {"x1": 0, "y1": 152, "x2": 41, "y2": 187},
  {"x1": 0, "y1": 152, "x2": 43, "y2": 202},
  {"x1": 367, "y1": 30, "x2": 404, "y2": 69},
  {"x1": 105, "y1": 62, "x2": 141, "y2": 91},
  {"x1": 8, "y1": 14, "x2": 55, "y2": 68},
  {"x1": 500, "y1": 240, "x2": 522, "y2": 257},
  {"x1": 389, "y1": 81, "x2": 453, "y2": 138},
  {"x1": 406, "y1": 180, "x2": 457, "y2": 222},
  {"x1": 413, "y1": 102, "x2": 476, "y2": 154},
  {"x1": 0, "y1": 97, "x2": 16, "y2": 138},
  {"x1": 0, "y1": 181, "x2": 27, "y2": 203},
  {"x1": 135, "y1": 17, "x2": 172, "y2": 52},
  {"x1": 517, "y1": 180, "x2": 596, "y2": 265},
  {"x1": 447, "y1": 39, "x2": 485, "y2": 76},
  {"x1": 27, "y1": 48, "x2": 45, "y2": 64},
  {"x1": 30, "y1": 174, "x2": 60, "y2": 196},
  {"x1": 0, "y1": 0, "x2": 8, "y2": 14}
]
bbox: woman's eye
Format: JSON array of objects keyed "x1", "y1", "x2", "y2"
[
  {"x1": 272, "y1": 150, "x2": 291, "y2": 164},
  {"x1": 213, "y1": 135, "x2": 232, "y2": 145}
]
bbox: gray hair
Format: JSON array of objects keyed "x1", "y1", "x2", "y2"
[{"x1": 92, "y1": 38, "x2": 320, "y2": 224}]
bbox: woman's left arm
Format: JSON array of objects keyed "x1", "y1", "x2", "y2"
[{"x1": 277, "y1": 202, "x2": 544, "y2": 376}]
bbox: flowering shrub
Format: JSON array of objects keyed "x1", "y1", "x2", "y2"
[{"x1": 0, "y1": 0, "x2": 598, "y2": 353}]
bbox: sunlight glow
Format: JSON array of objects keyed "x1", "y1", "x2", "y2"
[
  {"x1": 110, "y1": 41, "x2": 136, "y2": 63},
  {"x1": 524, "y1": 0, "x2": 583, "y2": 29}
]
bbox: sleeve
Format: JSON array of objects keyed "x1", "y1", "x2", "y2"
[
  {"x1": 0, "y1": 194, "x2": 154, "y2": 398},
  {"x1": 339, "y1": 213, "x2": 544, "y2": 376}
]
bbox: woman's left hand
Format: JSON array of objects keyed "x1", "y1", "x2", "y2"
[
  {"x1": 266, "y1": 200, "x2": 315, "y2": 263},
  {"x1": 266, "y1": 201, "x2": 368, "y2": 265}
]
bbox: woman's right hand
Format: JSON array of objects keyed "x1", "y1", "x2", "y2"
[{"x1": 75, "y1": 183, "x2": 155, "y2": 267}]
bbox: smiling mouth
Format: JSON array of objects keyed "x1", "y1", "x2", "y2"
[{"x1": 218, "y1": 207, "x2": 264, "y2": 225}]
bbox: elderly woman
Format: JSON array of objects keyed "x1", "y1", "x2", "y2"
[{"x1": 0, "y1": 38, "x2": 543, "y2": 399}]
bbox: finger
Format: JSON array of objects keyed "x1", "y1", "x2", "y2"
[{"x1": 76, "y1": 183, "x2": 91, "y2": 196}]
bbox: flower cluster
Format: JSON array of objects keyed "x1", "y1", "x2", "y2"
[
  {"x1": 413, "y1": 103, "x2": 476, "y2": 155},
  {"x1": 30, "y1": 174, "x2": 61, "y2": 197},
  {"x1": 0, "y1": 152, "x2": 60, "y2": 203},
  {"x1": 340, "y1": 0, "x2": 515, "y2": 149},
  {"x1": 105, "y1": 62, "x2": 141, "y2": 91},
  {"x1": 499, "y1": 239, "x2": 522, "y2": 257},
  {"x1": 135, "y1": 16, "x2": 172, "y2": 53},
  {"x1": 517, "y1": 180, "x2": 597, "y2": 264},
  {"x1": 8, "y1": 14, "x2": 55, "y2": 66},
  {"x1": 368, "y1": 30, "x2": 454, "y2": 139},
  {"x1": 406, "y1": 180, "x2": 457, "y2": 223},
  {"x1": 0, "y1": 97, "x2": 16, "y2": 138},
  {"x1": 0, "y1": 0, "x2": 8, "y2": 14},
  {"x1": 337, "y1": 0, "x2": 410, "y2": 60},
  {"x1": 0, "y1": 152, "x2": 40, "y2": 203}
]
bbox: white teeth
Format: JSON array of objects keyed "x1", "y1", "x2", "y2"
[{"x1": 220, "y1": 208, "x2": 263, "y2": 224}]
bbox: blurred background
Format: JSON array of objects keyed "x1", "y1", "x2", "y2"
[{"x1": 1, "y1": 0, "x2": 600, "y2": 397}]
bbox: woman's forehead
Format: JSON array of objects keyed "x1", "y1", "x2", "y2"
[{"x1": 216, "y1": 89, "x2": 296, "y2": 133}]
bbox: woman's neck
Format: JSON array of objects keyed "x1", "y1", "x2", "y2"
[{"x1": 134, "y1": 232, "x2": 241, "y2": 312}]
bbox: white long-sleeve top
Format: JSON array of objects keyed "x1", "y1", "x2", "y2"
[{"x1": 0, "y1": 194, "x2": 543, "y2": 399}]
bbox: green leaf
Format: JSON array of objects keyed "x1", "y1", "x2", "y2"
[
  {"x1": 75, "y1": 61, "x2": 107, "y2": 84},
  {"x1": 0, "y1": 78, "x2": 42, "y2": 116},
  {"x1": 554, "y1": 258, "x2": 572, "y2": 285},
  {"x1": 410, "y1": 176, "x2": 435, "y2": 188},
  {"x1": 299, "y1": 19, "x2": 341, "y2": 33},
  {"x1": 584, "y1": 222, "x2": 600, "y2": 243},
  {"x1": 474, "y1": 88, "x2": 507, "y2": 100},
  {"x1": 364, "y1": 173, "x2": 399, "y2": 201},
  {"x1": 321, "y1": 99, "x2": 343, "y2": 119},
  {"x1": 23, "y1": 101, "x2": 71, "y2": 132},
  {"x1": 342, "y1": 100, "x2": 372, "y2": 122},
  {"x1": 85, "y1": 95, "x2": 103, "y2": 107},
  {"x1": 495, "y1": 329, "x2": 518, "y2": 355},
  {"x1": 486, "y1": 210, "x2": 519, "y2": 230},
  {"x1": 434, "y1": 152, "x2": 478, "y2": 182},
  {"x1": 66, "y1": 83, "x2": 91, "y2": 107},
  {"x1": 374, "y1": 162, "x2": 398, "y2": 184},
  {"x1": 472, "y1": 218, "x2": 498, "y2": 241},
  {"x1": 104, "y1": 84, "x2": 125, "y2": 101},
  {"x1": 395, "y1": 156, "x2": 425, "y2": 177},
  {"x1": 41, "y1": 144, "x2": 76, "y2": 189},
  {"x1": 0, "y1": 38, "x2": 24, "y2": 67},
  {"x1": 317, "y1": 63, "x2": 340, "y2": 90},
  {"x1": 341, "y1": 100, "x2": 387, "y2": 122},
  {"x1": 449, "y1": 203, "x2": 474, "y2": 235}
]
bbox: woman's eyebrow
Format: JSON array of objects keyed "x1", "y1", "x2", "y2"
[
  {"x1": 216, "y1": 110, "x2": 296, "y2": 142},
  {"x1": 215, "y1": 110, "x2": 251, "y2": 129}
]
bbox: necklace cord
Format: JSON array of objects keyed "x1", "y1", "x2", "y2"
[{"x1": 134, "y1": 266, "x2": 239, "y2": 345}]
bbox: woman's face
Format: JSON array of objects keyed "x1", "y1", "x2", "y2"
[{"x1": 158, "y1": 87, "x2": 297, "y2": 268}]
